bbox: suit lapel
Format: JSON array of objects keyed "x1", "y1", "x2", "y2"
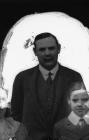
[
  {"x1": 51, "y1": 65, "x2": 67, "y2": 122},
  {"x1": 28, "y1": 65, "x2": 47, "y2": 127}
]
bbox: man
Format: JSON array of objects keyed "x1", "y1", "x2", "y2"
[{"x1": 11, "y1": 32, "x2": 83, "y2": 140}]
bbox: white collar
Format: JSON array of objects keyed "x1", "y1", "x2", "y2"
[
  {"x1": 68, "y1": 111, "x2": 89, "y2": 125},
  {"x1": 84, "y1": 112, "x2": 89, "y2": 124},
  {"x1": 68, "y1": 111, "x2": 80, "y2": 125},
  {"x1": 39, "y1": 63, "x2": 59, "y2": 80}
]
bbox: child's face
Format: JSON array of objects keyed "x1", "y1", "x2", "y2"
[
  {"x1": 68, "y1": 89, "x2": 89, "y2": 117},
  {"x1": 0, "y1": 88, "x2": 8, "y2": 109}
]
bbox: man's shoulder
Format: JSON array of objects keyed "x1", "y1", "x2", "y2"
[
  {"x1": 15, "y1": 65, "x2": 39, "y2": 79},
  {"x1": 59, "y1": 64, "x2": 82, "y2": 77},
  {"x1": 59, "y1": 64, "x2": 79, "y2": 74},
  {"x1": 21, "y1": 65, "x2": 38, "y2": 73},
  {"x1": 58, "y1": 64, "x2": 83, "y2": 83}
]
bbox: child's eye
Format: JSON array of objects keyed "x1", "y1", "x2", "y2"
[
  {"x1": 82, "y1": 98, "x2": 89, "y2": 102},
  {"x1": 72, "y1": 99, "x2": 78, "y2": 102}
]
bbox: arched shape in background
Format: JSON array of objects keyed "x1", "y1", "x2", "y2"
[{"x1": 0, "y1": 11, "x2": 89, "y2": 103}]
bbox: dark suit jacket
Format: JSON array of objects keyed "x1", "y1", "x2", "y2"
[
  {"x1": 11, "y1": 64, "x2": 83, "y2": 140},
  {"x1": 54, "y1": 118, "x2": 89, "y2": 140}
]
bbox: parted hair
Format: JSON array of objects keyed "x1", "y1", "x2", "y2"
[
  {"x1": 33, "y1": 32, "x2": 61, "y2": 51},
  {"x1": 67, "y1": 81, "x2": 86, "y2": 100}
]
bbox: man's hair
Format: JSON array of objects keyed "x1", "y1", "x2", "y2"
[{"x1": 33, "y1": 32, "x2": 60, "y2": 49}]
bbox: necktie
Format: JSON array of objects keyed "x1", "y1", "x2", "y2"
[
  {"x1": 47, "y1": 72, "x2": 52, "y2": 85},
  {"x1": 46, "y1": 72, "x2": 53, "y2": 123},
  {"x1": 78, "y1": 118, "x2": 86, "y2": 128}
]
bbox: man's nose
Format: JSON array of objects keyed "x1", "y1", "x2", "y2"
[{"x1": 45, "y1": 48, "x2": 50, "y2": 55}]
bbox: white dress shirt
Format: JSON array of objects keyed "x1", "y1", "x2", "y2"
[
  {"x1": 39, "y1": 63, "x2": 59, "y2": 80},
  {"x1": 68, "y1": 111, "x2": 89, "y2": 125}
]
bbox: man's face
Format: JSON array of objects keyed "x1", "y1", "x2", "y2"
[
  {"x1": 68, "y1": 89, "x2": 89, "y2": 117},
  {"x1": 34, "y1": 36, "x2": 60, "y2": 70}
]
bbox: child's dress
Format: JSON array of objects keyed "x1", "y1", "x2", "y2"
[{"x1": 0, "y1": 117, "x2": 28, "y2": 140}]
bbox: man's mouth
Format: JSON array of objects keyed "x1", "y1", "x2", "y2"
[{"x1": 44, "y1": 57, "x2": 53, "y2": 62}]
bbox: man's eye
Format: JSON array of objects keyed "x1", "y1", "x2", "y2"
[
  {"x1": 49, "y1": 47, "x2": 55, "y2": 51},
  {"x1": 39, "y1": 48, "x2": 45, "y2": 52}
]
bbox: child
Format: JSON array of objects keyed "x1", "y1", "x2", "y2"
[
  {"x1": 0, "y1": 87, "x2": 28, "y2": 140},
  {"x1": 54, "y1": 81, "x2": 89, "y2": 140}
]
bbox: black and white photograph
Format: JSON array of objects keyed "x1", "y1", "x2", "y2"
[{"x1": 0, "y1": 0, "x2": 89, "y2": 140}]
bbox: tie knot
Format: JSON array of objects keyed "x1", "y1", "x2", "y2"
[
  {"x1": 80, "y1": 118, "x2": 84, "y2": 121},
  {"x1": 79, "y1": 118, "x2": 85, "y2": 122},
  {"x1": 48, "y1": 72, "x2": 52, "y2": 77},
  {"x1": 78, "y1": 118, "x2": 86, "y2": 127}
]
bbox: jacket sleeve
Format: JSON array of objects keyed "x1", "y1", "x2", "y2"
[
  {"x1": 15, "y1": 123, "x2": 29, "y2": 140},
  {"x1": 11, "y1": 72, "x2": 24, "y2": 122},
  {"x1": 53, "y1": 125, "x2": 61, "y2": 140}
]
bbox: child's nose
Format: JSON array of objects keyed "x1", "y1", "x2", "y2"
[{"x1": 77, "y1": 100, "x2": 83, "y2": 106}]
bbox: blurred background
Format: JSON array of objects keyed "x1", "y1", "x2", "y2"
[
  {"x1": 0, "y1": 0, "x2": 89, "y2": 51},
  {"x1": 0, "y1": 0, "x2": 89, "y2": 103}
]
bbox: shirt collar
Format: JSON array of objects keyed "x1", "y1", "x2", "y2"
[
  {"x1": 68, "y1": 111, "x2": 80, "y2": 125},
  {"x1": 68, "y1": 111, "x2": 89, "y2": 125},
  {"x1": 39, "y1": 63, "x2": 59, "y2": 80},
  {"x1": 84, "y1": 112, "x2": 89, "y2": 124}
]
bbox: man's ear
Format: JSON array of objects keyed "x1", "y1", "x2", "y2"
[
  {"x1": 58, "y1": 44, "x2": 61, "y2": 54},
  {"x1": 33, "y1": 47, "x2": 37, "y2": 56}
]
